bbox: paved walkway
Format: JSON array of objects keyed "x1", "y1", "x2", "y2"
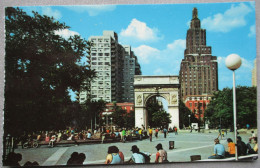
[{"x1": 14, "y1": 130, "x2": 256, "y2": 166}]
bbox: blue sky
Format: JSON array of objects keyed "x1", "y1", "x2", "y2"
[{"x1": 20, "y1": 1, "x2": 256, "y2": 91}]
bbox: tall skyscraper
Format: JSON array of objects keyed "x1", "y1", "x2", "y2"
[
  {"x1": 78, "y1": 31, "x2": 141, "y2": 103},
  {"x1": 179, "y1": 8, "x2": 218, "y2": 119}
]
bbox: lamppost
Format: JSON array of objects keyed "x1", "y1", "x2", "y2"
[
  {"x1": 110, "y1": 117, "x2": 113, "y2": 131},
  {"x1": 188, "y1": 115, "x2": 191, "y2": 127},
  {"x1": 225, "y1": 53, "x2": 242, "y2": 161}
]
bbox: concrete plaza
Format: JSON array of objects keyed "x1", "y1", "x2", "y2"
[{"x1": 14, "y1": 130, "x2": 256, "y2": 166}]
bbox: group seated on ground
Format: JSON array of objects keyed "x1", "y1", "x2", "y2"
[{"x1": 208, "y1": 136, "x2": 258, "y2": 159}]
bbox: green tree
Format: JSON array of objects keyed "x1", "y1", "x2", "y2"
[
  {"x1": 81, "y1": 99, "x2": 106, "y2": 130},
  {"x1": 146, "y1": 97, "x2": 171, "y2": 128},
  {"x1": 4, "y1": 7, "x2": 96, "y2": 136},
  {"x1": 179, "y1": 100, "x2": 193, "y2": 129},
  {"x1": 110, "y1": 102, "x2": 135, "y2": 128},
  {"x1": 205, "y1": 86, "x2": 257, "y2": 129}
]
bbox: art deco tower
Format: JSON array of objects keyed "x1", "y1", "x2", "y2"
[{"x1": 179, "y1": 8, "x2": 218, "y2": 101}]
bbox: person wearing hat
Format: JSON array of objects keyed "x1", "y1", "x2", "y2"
[
  {"x1": 128, "y1": 145, "x2": 150, "y2": 164},
  {"x1": 155, "y1": 143, "x2": 168, "y2": 163}
]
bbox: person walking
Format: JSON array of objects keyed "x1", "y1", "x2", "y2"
[
  {"x1": 174, "y1": 127, "x2": 178, "y2": 135},
  {"x1": 155, "y1": 128, "x2": 159, "y2": 138},
  {"x1": 138, "y1": 129, "x2": 142, "y2": 140},
  {"x1": 121, "y1": 128, "x2": 126, "y2": 143},
  {"x1": 148, "y1": 127, "x2": 153, "y2": 142},
  {"x1": 155, "y1": 143, "x2": 168, "y2": 163},
  {"x1": 163, "y1": 127, "x2": 168, "y2": 138},
  {"x1": 208, "y1": 138, "x2": 225, "y2": 159}
]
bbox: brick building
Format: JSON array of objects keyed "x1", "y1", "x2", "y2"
[{"x1": 179, "y1": 8, "x2": 218, "y2": 119}]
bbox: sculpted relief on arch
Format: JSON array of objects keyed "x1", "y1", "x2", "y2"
[{"x1": 136, "y1": 94, "x2": 143, "y2": 106}]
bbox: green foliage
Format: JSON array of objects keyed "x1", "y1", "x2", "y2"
[
  {"x1": 205, "y1": 86, "x2": 257, "y2": 129},
  {"x1": 179, "y1": 100, "x2": 198, "y2": 129},
  {"x1": 146, "y1": 97, "x2": 171, "y2": 128},
  {"x1": 4, "y1": 7, "x2": 95, "y2": 136},
  {"x1": 81, "y1": 99, "x2": 106, "y2": 129},
  {"x1": 111, "y1": 103, "x2": 135, "y2": 128}
]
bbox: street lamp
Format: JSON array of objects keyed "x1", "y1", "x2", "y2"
[
  {"x1": 188, "y1": 115, "x2": 191, "y2": 127},
  {"x1": 225, "y1": 53, "x2": 242, "y2": 161},
  {"x1": 110, "y1": 117, "x2": 113, "y2": 131}
]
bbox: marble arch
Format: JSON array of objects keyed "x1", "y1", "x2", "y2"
[{"x1": 134, "y1": 75, "x2": 180, "y2": 129}]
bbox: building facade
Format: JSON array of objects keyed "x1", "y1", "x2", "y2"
[
  {"x1": 78, "y1": 31, "x2": 141, "y2": 103},
  {"x1": 179, "y1": 8, "x2": 218, "y2": 119}
]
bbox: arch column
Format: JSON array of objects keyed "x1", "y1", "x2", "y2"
[
  {"x1": 168, "y1": 106, "x2": 179, "y2": 129},
  {"x1": 135, "y1": 107, "x2": 146, "y2": 128}
]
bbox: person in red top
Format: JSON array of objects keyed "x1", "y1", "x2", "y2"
[
  {"x1": 174, "y1": 127, "x2": 178, "y2": 135},
  {"x1": 155, "y1": 143, "x2": 168, "y2": 163},
  {"x1": 155, "y1": 128, "x2": 159, "y2": 138}
]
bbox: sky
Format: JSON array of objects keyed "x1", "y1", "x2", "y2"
[{"x1": 20, "y1": 1, "x2": 256, "y2": 92}]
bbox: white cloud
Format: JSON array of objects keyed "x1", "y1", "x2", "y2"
[
  {"x1": 65, "y1": 5, "x2": 116, "y2": 16},
  {"x1": 133, "y1": 45, "x2": 160, "y2": 64},
  {"x1": 201, "y1": 3, "x2": 252, "y2": 32},
  {"x1": 54, "y1": 29, "x2": 80, "y2": 39},
  {"x1": 42, "y1": 7, "x2": 62, "y2": 20},
  {"x1": 133, "y1": 39, "x2": 186, "y2": 75},
  {"x1": 120, "y1": 19, "x2": 162, "y2": 42},
  {"x1": 248, "y1": 24, "x2": 256, "y2": 37}
]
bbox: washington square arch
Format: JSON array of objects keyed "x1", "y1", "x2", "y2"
[{"x1": 134, "y1": 75, "x2": 179, "y2": 129}]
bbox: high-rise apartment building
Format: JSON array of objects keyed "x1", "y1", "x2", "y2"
[
  {"x1": 180, "y1": 8, "x2": 218, "y2": 101},
  {"x1": 78, "y1": 31, "x2": 141, "y2": 103}
]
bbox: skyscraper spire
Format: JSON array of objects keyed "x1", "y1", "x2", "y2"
[
  {"x1": 190, "y1": 7, "x2": 200, "y2": 29},
  {"x1": 192, "y1": 8, "x2": 198, "y2": 19}
]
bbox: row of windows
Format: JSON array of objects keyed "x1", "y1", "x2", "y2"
[
  {"x1": 92, "y1": 53, "x2": 110, "y2": 56},
  {"x1": 91, "y1": 38, "x2": 110, "y2": 43}
]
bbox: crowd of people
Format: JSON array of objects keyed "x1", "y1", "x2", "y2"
[
  {"x1": 15, "y1": 126, "x2": 177, "y2": 148},
  {"x1": 3, "y1": 127, "x2": 258, "y2": 166}
]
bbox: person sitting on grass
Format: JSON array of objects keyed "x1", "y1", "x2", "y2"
[{"x1": 208, "y1": 138, "x2": 225, "y2": 159}]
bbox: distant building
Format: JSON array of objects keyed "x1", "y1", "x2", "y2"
[
  {"x1": 252, "y1": 59, "x2": 257, "y2": 87},
  {"x1": 179, "y1": 8, "x2": 218, "y2": 119},
  {"x1": 184, "y1": 95, "x2": 211, "y2": 121},
  {"x1": 78, "y1": 31, "x2": 141, "y2": 103},
  {"x1": 104, "y1": 102, "x2": 134, "y2": 114}
]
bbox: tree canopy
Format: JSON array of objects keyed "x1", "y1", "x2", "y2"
[
  {"x1": 4, "y1": 7, "x2": 96, "y2": 136},
  {"x1": 179, "y1": 100, "x2": 198, "y2": 129},
  {"x1": 146, "y1": 97, "x2": 171, "y2": 128},
  {"x1": 111, "y1": 102, "x2": 135, "y2": 129},
  {"x1": 205, "y1": 86, "x2": 257, "y2": 129}
]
